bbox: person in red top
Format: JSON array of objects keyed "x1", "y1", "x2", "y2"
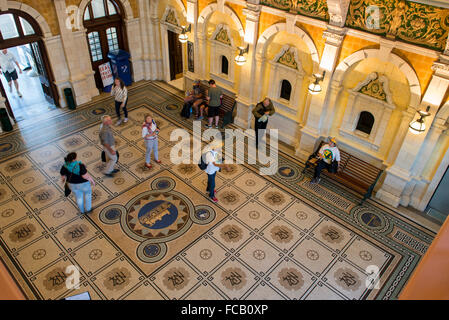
[{"x1": 142, "y1": 114, "x2": 161, "y2": 169}]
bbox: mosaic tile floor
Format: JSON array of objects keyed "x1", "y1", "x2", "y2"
[{"x1": 0, "y1": 81, "x2": 436, "y2": 300}]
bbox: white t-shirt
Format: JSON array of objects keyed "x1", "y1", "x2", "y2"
[
  {"x1": 0, "y1": 52, "x2": 17, "y2": 73},
  {"x1": 319, "y1": 144, "x2": 341, "y2": 164},
  {"x1": 205, "y1": 150, "x2": 220, "y2": 175}
]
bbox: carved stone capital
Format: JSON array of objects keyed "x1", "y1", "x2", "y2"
[
  {"x1": 431, "y1": 61, "x2": 449, "y2": 79},
  {"x1": 322, "y1": 26, "x2": 345, "y2": 46},
  {"x1": 243, "y1": 4, "x2": 261, "y2": 21}
]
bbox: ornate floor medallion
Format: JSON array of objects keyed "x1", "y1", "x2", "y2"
[{"x1": 99, "y1": 177, "x2": 216, "y2": 263}]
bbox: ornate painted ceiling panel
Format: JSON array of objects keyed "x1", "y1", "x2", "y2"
[
  {"x1": 346, "y1": 0, "x2": 449, "y2": 51},
  {"x1": 260, "y1": 0, "x2": 329, "y2": 21}
]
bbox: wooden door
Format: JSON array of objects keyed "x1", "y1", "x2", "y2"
[
  {"x1": 86, "y1": 22, "x2": 125, "y2": 89},
  {"x1": 168, "y1": 30, "x2": 183, "y2": 80},
  {"x1": 30, "y1": 42, "x2": 54, "y2": 104}
]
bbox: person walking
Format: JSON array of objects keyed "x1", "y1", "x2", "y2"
[
  {"x1": 142, "y1": 113, "x2": 161, "y2": 169},
  {"x1": 203, "y1": 140, "x2": 229, "y2": 202},
  {"x1": 60, "y1": 152, "x2": 95, "y2": 214},
  {"x1": 0, "y1": 49, "x2": 22, "y2": 97},
  {"x1": 252, "y1": 97, "x2": 275, "y2": 148},
  {"x1": 99, "y1": 115, "x2": 120, "y2": 177},
  {"x1": 311, "y1": 137, "x2": 340, "y2": 184},
  {"x1": 111, "y1": 77, "x2": 128, "y2": 125},
  {"x1": 205, "y1": 79, "x2": 222, "y2": 128}
]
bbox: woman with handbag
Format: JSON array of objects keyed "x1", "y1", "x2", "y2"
[
  {"x1": 60, "y1": 152, "x2": 96, "y2": 214},
  {"x1": 111, "y1": 77, "x2": 128, "y2": 126},
  {"x1": 142, "y1": 113, "x2": 161, "y2": 169}
]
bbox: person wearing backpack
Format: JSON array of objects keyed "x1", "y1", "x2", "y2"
[
  {"x1": 200, "y1": 140, "x2": 229, "y2": 203},
  {"x1": 60, "y1": 152, "x2": 96, "y2": 214}
]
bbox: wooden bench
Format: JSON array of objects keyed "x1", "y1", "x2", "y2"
[
  {"x1": 302, "y1": 140, "x2": 384, "y2": 204},
  {"x1": 198, "y1": 81, "x2": 237, "y2": 128}
]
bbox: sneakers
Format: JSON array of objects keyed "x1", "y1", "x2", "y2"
[
  {"x1": 155, "y1": 160, "x2": 162, "y2": 164},
  {"x1": 104, "y1": 173, "x2": 115, "y2": 177},
  {"x1": 17, "y1": 91, "x2": 22, "y2": 98},
  {"x1": 205, "y1": 124, "x2": 212, "y2": 128},
  {"x1": 116, "y1": 119, "x2": 122, "y2": 126},
  {"x1": 145, "y1": 163, "x2": 152, "y2": 169},
  {"x1": 123, "y1": 118, "x2": 128, "y2": 123},
  {"x1": 209, "y1": 197, "x2": 218, "y2": 203},
  {"x1": 111, "y1": 169, "x2": 120, "y2": 173},
  {"x1": 215, "y1": 125, "x2": 219, "y2": 129},
  {"x1": 310, "y1": 177, "x2": 321, "y2": 184}
]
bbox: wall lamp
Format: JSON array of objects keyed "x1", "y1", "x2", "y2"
[
  {"x1": 234, "y1": 44, "x2": 249, "y2": 66},
  {"x1": 308, "y1": 71, "x2": 326, "y2": 95},
  {"x1": 178, "y1": 24, "x2": 191, "y2": 43},
  {"x1": 409, "y1": 106, "x2": 431, "y2": 134}
]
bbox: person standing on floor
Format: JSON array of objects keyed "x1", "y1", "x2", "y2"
[
  {"x1": 311, "y1": 137, "x2": 340, "y2": 184},
  {"x1": 99, "y1": 115, "x2": 120, "y2": 177},
  {"x1": 142, "y1": 113, "x2": 161, "y2": 169},
  {"x1": 205, "y1": 79, "x2": 223, "y2": 128},
  {"x1": 0, "y1": 49, "x2": 22, "y2": 97},
  {"x1": 252, "y1": 97, "x2": 275, "y2": 149},
  {"x1": 111, "y1": 77, "x2": 128, "y2": 125},
  {"x1": 203, "y1": 140, "x2": 229, "y2": 203},
  {"x1": 60, "y1": 152, "x2": 95, "y2": 214}
]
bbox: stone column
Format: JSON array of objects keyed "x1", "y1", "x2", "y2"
[
  {"x1": 407, "y1": 119, "x2": 448, "y2": 208},
  {"x1": 150, "y1": 15, "x2": 164, "y2": 80},
  {"x1": 296, "y1": 25, "x2": 345, "y2": 161},
  {"x1": 376, "y1": 56, "x2": 449, "y2": 207},
  {"x1": 125, "y1": 17, "x2": 144, "y2": 82},
  {"x1": 234, "y1": 2, "x2": 261, "y2": 129},
  {"x1": 187, "y1": 0, "x2": 199, "y2": 81},
  {"x1": 54, "y1": 0, "x2": 98, "y2": 105}
]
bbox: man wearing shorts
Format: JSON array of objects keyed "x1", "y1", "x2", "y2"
[
  {"x1": 0, "y1": 49, "x2": 22, "y2": 97},
  {"x1": 205, "y1": 79, "x2": 222, "y2": 128}
]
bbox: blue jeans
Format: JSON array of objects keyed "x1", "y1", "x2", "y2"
[
  {"x1": 206, "y1": 172, "x2": 216, "y2": 198},
  {"x1": 145, "y1": 138, "x2": 159, "y2": 164},
  {"x1": 68, "y1": 181, "x2": 92, "y2": 213}
]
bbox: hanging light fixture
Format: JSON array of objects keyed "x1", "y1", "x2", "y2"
[
  {"x1": 178, "y1": 24, "x2": 191, "y2": 43},
  {"x1": 234, "y1": 44, "x2": 249, "y2": 66},
  {"x1": 308, "y1": 71, "x2": 326, "y2": 95},
  {"x1": 409, "y1": 106, "x2": 431, "y2": 134}
]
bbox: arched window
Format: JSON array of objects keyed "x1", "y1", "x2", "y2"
[
  {"x1": 0, "y1": 11, "x2": 38, "y2": 41},
  {"x1": 83, "y1": 0, "x2": 128, "y2": 89},
  {"x1": 356, "y1": 111, "x2": 375, "y2": 134},
  {"x1": 221, "y1": 56, "x2": 229, "y2": 75},
  {"x1": 280, "y1": 80, "x2": 292, "y2": 101}
]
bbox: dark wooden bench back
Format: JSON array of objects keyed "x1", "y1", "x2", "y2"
[{"x1": 306, "y1": 139, "x2": 383, "y2": 204}]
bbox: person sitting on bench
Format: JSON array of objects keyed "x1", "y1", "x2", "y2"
[
  {"x1": 311, "y1": 137, "x2": 340, "y2": 184},
  {"x1": 184, "y1": 79, "x2": 205, "y2": 119}
]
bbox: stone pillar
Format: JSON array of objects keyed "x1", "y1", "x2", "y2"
[
  {"x1": 150, "y1": 15, "x2": 164, "y2": 80},
  {"x1": 407, "y1": 119, "x2": 448, "y2": 208},
  {"x1": 125, "y1": 18, "x2": 144, "y2": 82},
  {"x1": 296, "y1": 25, "x2": 345, "y2": 161},
  {"x1": 376, "y1": 56, "x2": 449, "y2": 207},
  {"x1": 187, "y1": 0, "x2": 200, "y2": 81},
  {"x1": 54, "y1": 0, "x2": 98, "y2": 105},
  {"x1": 137, "y1": 0, "x2": 152, "y2": 80},
  {"x1": 234, "y1": 2, "x2": 261, "y2": 129}
]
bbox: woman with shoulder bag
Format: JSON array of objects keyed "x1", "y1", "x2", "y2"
[
  {"x1": 111, "y1": 77, "x2": 128, "y2": 126},
  {"x1": 60, "y1": 152, "x2": 96, "y2": 214},
  {"x1": 142, "y1": 113, "x2": 162, "y2": 169}
]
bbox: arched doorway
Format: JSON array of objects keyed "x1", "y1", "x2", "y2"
[
  {"x1": 0, "y1": 9, "x2": 59, "y2": 121},
  {"x1": 83, "y1": 0, "x2": 129, "y2": 89}
]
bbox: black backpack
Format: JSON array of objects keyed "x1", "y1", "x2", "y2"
[{"x1": 198, "y1": 152, "x2": 208, "y2": 170}]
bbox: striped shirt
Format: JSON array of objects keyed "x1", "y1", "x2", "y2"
[{"x1": 111, "y1": 85, "x2": 128, "y2": 103}]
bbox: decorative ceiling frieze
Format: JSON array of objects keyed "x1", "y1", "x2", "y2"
[
  {"x1": 345, "y1": 0, "x2": 449, "y2": 51},
  {"x1": 260, "y1": 0, "x2": 329, "y2": 21}
]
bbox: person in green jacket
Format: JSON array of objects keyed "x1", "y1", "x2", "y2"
[{"x1": 252, "y1": 97, "x2": 275, "y2": 148}]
